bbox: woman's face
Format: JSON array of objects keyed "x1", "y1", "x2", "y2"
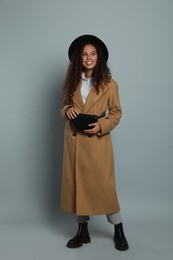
[{"x1": 81, "y1": 44, "x2": 98, "y2": 71}]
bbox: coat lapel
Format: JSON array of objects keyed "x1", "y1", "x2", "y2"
[
  {"x1": 73, "y1": 81, "x2": 111, "y2": 113},
  {"x1": 73, "y1": 81, "x2": 84, "y2": 111},
  {"x1": 83, "y1": 83, "x2": 110, "y2": 113}
]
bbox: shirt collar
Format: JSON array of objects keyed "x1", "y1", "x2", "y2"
[{"x1": 82, "y1": 72, "x2": 92, "y2": 81}]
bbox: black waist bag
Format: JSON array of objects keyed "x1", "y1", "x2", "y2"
[{"x1": 71, "y1": 113, "x2": 105, "y2": 131}]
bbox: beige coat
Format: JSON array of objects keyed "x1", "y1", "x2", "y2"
[{"x1": 60, "y1": 79, "x2": 122, "y2": 216}]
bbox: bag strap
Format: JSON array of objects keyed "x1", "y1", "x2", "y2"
[{"x1": 98, "y1": 112, "x2": 106, "y2": 119}]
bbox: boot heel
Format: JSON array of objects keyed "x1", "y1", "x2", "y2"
[{"x1": 83, "y1": 237, "x2": 91, "y2": 244}]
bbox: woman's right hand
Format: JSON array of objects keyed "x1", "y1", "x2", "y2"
[{"x1": 65, "y1": 107, "x2": 79, "y2": 120}]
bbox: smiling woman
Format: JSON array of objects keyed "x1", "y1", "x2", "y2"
[
  {"x1": 81, "y1": 44, "x2": 98, "y2": 77},
  {"x1": 60, "y1": 34, "x2": 129, "y2": 250}
]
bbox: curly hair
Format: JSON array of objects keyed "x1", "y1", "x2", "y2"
[{"x1": 62, "y1": 42, "x2": 111, "y2": 105}]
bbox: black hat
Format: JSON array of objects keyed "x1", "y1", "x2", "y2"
[{"x1": 68, "y1": 34, "x2": 109, "y2": 62}]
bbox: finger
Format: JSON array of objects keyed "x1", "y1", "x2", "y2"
[
  {"x1": 74, "y1": 110, "x2": 79, "y2": 115},
  {"x1": 67, "y1": 111, "x2": 75, "y2": 120},
  {"x1": 71, "y1": 111, "x2": 77, "y2": 118},
  {"x1": 83, "y1": 129, "x2": 91, "y2": 133},
  {"x1": 70, "y1": 108, "x2": 79, "y2": 117},
  {"x1": 84, "y1": 124, "x2": 100, "y2": 134},
  {"x1": 83, "y1": 129, "x2": 95, "y2": 134},
  {"x1": 69, "y1": 109, "x2": 79, "y2": 119},
  {"x1": 88, "y1": 123, "x2": 97, "y2": 127}
]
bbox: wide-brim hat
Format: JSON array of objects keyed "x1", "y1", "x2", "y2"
[{"x1": 68, "y1": 34, "x2": 109, "y2": 62}]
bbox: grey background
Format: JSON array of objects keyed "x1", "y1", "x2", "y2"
[{"x1": 0, "y1": 0, "x2": 173, "y2": 259}]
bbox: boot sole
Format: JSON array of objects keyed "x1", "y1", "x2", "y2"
[
  {"x1": 66, "y1": 238, "x2": 91, "y2": 248},
  {"x1": 115, "y1": 244, "x2": 129, "y2": 251}
]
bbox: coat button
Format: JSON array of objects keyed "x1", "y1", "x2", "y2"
[
  {"x1": 73, "y1": 132, "x2": 77, "y2": 136},
  {"x1": 88, "y1": 134, "x2": 92, "y2": 137}
]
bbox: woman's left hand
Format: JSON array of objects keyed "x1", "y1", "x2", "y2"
[{"x1": 83, "y1": 123, "x2": 101, "y2": 135}]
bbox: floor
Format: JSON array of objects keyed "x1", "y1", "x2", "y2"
[{"x1": 0, "y1": 206, "x2": 172, "y2": 260}]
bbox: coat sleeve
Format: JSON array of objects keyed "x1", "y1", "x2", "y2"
[
  {"x1": 98, "y1": 80, "x2": 122, "y2": 136},
  {"x1": 59, "y1": 94, "x2": 72, "y2": 119}
]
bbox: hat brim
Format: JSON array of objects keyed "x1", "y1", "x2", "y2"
[{"x1": 68, "y1": 34, "x2": 109, "y2": 62}]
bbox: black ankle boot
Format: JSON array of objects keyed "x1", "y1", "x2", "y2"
[
  {"x1": 66, "y1": 222, "x2": 91, "y2": 248},
  {"x1": 114, "y1": 223, "x2": 129, "y2": 251}
]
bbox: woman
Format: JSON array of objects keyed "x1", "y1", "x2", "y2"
[{"x1": 60, "y1": 34, "x2": 129, "y2": 250}]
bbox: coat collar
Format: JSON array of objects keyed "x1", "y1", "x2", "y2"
[{"x1": 73, "y1": 80, "x2": 111, "y2": 113}]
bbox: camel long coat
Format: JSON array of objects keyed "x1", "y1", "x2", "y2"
[{"x1": 60, "y1": 79, "x2": 122, "y2": 216}]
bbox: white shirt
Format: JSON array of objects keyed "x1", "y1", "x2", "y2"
[{"x1": 81, "y1": 72, "x2": 92, "y2": 104}]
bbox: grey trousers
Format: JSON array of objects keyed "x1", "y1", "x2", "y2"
[{"x1": 76, "y1": 212, "x2": 122, "y2": 225}]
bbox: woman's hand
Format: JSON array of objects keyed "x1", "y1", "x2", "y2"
[
  {"x1": 83, "y1": 123, "x2": 101, "y2": 135},
  {"x1": 65, "y1": 107, "x2": 79, "y2": 119}
]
